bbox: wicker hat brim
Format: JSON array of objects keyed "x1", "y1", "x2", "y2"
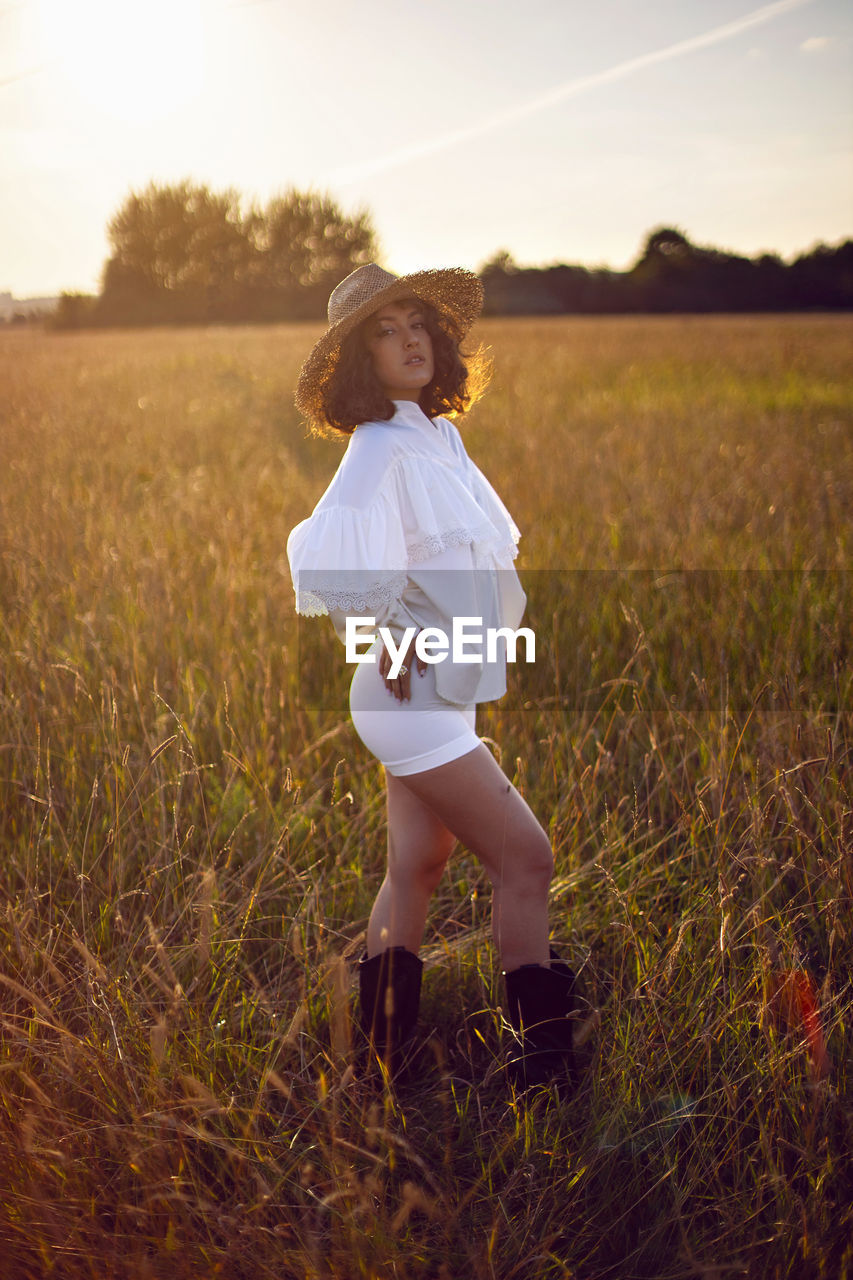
[{"x1": 294, "y1": 267, "x2": 484, "y2": 427}]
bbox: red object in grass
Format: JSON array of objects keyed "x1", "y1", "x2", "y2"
[{"x1": 765, "y1": 968, "x2": 831, "y2": 1078}]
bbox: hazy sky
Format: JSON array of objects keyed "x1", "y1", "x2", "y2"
[{"x1": 2, "y1": 0, "x2": 851, "y2": 296}]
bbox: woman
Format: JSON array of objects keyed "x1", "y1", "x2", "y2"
[{"x1": 287, "y1": 263, "x2": 595, "y2": 1089}]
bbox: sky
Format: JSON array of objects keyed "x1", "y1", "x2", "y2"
[{"x1": 1, "y1": 0, "x2": 851, "y2": 297}]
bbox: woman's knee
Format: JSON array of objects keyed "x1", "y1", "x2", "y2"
[
  {"x1": 503, "y1": 829, "x2": 554, "y2": 894},
  {"x1": 389, "y1": 847, "x2": 450, "y2": 895}
]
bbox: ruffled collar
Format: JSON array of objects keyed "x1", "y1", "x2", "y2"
[
  {"x1": 390, "y1": 398, "x2": 437, "y2": 432},
  {"x1": 387, "y1": 399, "x2": 462, "y2": 468}
]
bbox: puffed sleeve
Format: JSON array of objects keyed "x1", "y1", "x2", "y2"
[{"x1": 286, "y1": 495, "x2": 409, "y2": 619}]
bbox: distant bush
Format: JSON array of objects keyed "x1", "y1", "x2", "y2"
[{"x1": 50, "y1": 291, "x2": 98, "y2": 330}]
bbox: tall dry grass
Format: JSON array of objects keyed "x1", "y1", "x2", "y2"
[{"x1": 0, "y1": 315, "x2": 851, "y2": 1279}]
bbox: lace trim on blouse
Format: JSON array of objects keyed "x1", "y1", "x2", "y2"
[
  {"x1": 406, "y1": 522, "x2": 518, "y2": 565},
  {"x1": 296, "y1": 571, "x2": 410, "y2": 617}
]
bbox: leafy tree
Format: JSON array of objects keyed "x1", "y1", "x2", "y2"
[
  {"x1": 636, "y1": 227, "x2": 694, "y2": 263},
  {"x1": 250, "y1": 190, "x2": 376, "y2": 320},
  {"x1": 96, "y1": 181, "x2": 377, "y2": 325},
  {"x1": 480, "y1": 249, "x2": 519, "y2": 277},
  {"x1": 98, "y1": 181, "x2": 253, "y2": 322},
  {"x1": 629, "y1": 227, "x2": 703, "y2": 310}
]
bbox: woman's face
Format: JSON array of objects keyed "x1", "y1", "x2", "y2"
[{"x1": 364, "y1": 297, "x2": 434, "y2": 401}]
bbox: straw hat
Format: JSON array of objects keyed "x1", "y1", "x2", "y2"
[{"x1": 294, "y1": 263, "x2": 484, "y2": 426}]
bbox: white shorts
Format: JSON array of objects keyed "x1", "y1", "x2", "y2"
[{"x1": 348, "y1": 644, "x2": 480, "y2": 777}]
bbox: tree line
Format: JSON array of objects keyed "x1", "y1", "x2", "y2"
[
  {"x1": 480, "y1": 228, "x2": 853, "y2": 315},
  {"x1": 52, "y1": 181, "x2": 852, "y2": 328}
]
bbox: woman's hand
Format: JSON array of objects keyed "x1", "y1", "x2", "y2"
[{"x1": 378, "y1": 632, "x2": 427, "y2": 702}]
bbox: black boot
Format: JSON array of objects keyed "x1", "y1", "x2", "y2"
[
  {"x1": 358, "y1": 946, "x2": 423, "y2": 1080},
  {"x1": 503, "y1": 956, "x2": 587, "y2": 1091}
]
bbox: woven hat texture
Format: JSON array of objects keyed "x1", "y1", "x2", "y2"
[{"x1": 294, "y1": 263, "x2": 484, "y2": 427}]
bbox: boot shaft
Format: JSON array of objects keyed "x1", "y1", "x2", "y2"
[
  {"x1": 504, "y1": 959, "x2": 580, "y2": 1089},
  {"x1": 358, "y1": 946, "x2": 423, "y2": 1075}
]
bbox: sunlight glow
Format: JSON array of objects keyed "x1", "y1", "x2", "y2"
[{"x1": 35, "y1": 0, "x2": 205, "y2": 125}]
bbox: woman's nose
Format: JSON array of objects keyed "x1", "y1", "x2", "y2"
[{"x1": 404, "y1": 329, "x2": 419, "y2": 346}]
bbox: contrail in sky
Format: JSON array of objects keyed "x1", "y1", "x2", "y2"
[{"x1": 325, "y1": 0, "x2": 815, "y2": 186}]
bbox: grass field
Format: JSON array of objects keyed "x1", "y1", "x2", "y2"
[{"x1": 0, "y1": 315, "x2": 851, "y2": 1279}]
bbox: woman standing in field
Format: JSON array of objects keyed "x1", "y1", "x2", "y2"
[{"x1": 287, "y1": 263, "x2": 595, "y2": 1089}]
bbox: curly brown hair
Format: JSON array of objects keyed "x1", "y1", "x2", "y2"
[{"x1": 319, "y1": 298, "x2": 489, "y2": 435}]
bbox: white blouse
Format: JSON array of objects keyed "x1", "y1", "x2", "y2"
[{"x1": 286, "y1": 399, "x2": 526, "y2": 705}]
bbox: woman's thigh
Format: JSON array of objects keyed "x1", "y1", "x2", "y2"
[
  {"x1": 393, "y1": 744, "x2": 553, "y2": 887},
  {"x1": 385, "y1": 772, "x2": 457, "y2": 883}
]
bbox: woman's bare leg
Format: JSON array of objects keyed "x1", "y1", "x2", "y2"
[
  {"x1": 366, "y1": 772, "x2": 457, "y2": 957},
  {"x1": 393, "y1": 744, "x2": 554, "y2": 972}
]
